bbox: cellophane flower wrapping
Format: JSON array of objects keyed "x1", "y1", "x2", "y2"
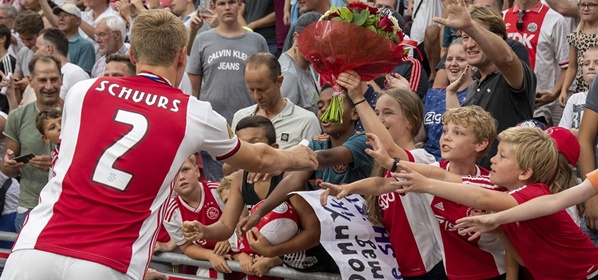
[{"x1": 297, "y1": 4, "x2": 406, "y2": 124}]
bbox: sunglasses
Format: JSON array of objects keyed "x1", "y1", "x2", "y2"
[{"x1": 516, "y1": 10, "x2": 526, "y2": 31}]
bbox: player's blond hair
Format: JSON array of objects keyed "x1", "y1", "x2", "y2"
[
  {"x1": 497, "y1": 127, "x2": 558, "y2": 185},
  {"x1": 443, "y1": 106, "x2": 497, "y2": 159},
  {"x1": 130, "y1": 10, "x2": 188, "y2": 67}
]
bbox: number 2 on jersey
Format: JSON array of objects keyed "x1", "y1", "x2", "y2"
[{"x1": 92, "y1": 110, "x2": 149, "y2": 191}]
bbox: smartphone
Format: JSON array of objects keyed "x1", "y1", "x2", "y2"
[{"x1": 14, "y1": 153, "x2": 35, "y2": 163}]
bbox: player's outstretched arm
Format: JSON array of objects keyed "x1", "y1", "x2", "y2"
[{"x1": 224, "y1": 142, "x2": 317, "y2": 174}]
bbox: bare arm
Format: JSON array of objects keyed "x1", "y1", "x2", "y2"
[
  {"x1": 560, "y1": 47, "x2": 577, "y2": 107},
  {"x1": 455, "y1": 177, "x2": 598, "y2": 238},
  {"x1": 246, "y1": 12, "x2": 275, "y2": 31},
  {"x1": 314, "y1": 146, "x2": 356, "y2": 170},
  {"x1": 393, "y1": 163, "x2": 518, "y2": 212},
  {"x1": 435, "y1": 1, "x2": 524, "y2": 90},
  {"x1": 187, "y1": 73, "x2": 202, "y2": 99},
  {"x1": 39, "y1": 0, "x2": 58, "y2": 27},
  {"x1": 337, "y1": 71, "x2": 409, "y2": 160},
  {"x1": 79, "y1": 19, "x2": 96, "y2": 39},
  {"x1": 240, "y1": 170, "x2": 312, "y2": 232},
  {"x1": 1, "y1": 138, "x2": 22, "y2": 178},
  {"x1": 544, "y1": 0, "x2": 580, "y2": 18},
  {"x1": 248, "y1": 195, "x2": 320, "y2": 257}
]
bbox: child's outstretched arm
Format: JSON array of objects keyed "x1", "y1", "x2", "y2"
[
  {"x1": 319, "y1": 177, "x2": 396, "y2": 205},
  {"x1": 238, "y1": 170, "x2": 312, "y2": 233},
  {"x1": 455, "y1": 171, "x2": 598, "y2": 239},
  {"x1": 392, "y1": 163, "x2": 518, "y2": 211},
  {"x1": 366, "y1": 133, "x2": 462, "y2": 182}
]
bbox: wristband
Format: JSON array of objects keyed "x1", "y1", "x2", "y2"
[
  {"x1": 389, "y1": 157, "x2": 400, "y2": 173},
  {"x1": 353, "y1": 99, "x2": 367, "y2": 106}
]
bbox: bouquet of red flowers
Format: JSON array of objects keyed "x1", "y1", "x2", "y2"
[{"x1": 297, "y1": 2, "x2": 408, "y2": 123}]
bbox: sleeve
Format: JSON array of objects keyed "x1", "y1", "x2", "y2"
[
  {"x1": 587, "y1": 169, "x2": 598, "y2": 193},
  {"x1": 195, "y1": 103, "x2": 241, "y2": 160},
  {"x1": 280, "y1": 73, "x2": 302, "y2": 106},
  {"x1": 342, "y1": 133, "x2": 373, "y2": 170},
  {"x1": 553, "y1": 17, "x2": 570, "y2": 68},
  {"x1": 163, "y1": 204, "x2": 187, "y2": 246},
  {"x1": 558, "y1": 98, "x2": 575, "y2": 129},
  {"x1": 441, "y1": 26, "x2": 452, "y2": 48},
  {"x1": 586, "y1": 78, "x2": 598, "y2": 113},
  {"x1": 186, "y1": 33, "x2": 205, "y2": 75},
  {"x1": 3, "y1": 110, "x2": 20, "y2": 143},
  {"x1": 258, "y1": 35, "x2": 269, "y2": 52}
]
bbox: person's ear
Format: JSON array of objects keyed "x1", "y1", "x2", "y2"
[
  {"x1": 277, "y1": 75, "x2": 283, "y2": 87},
  {"x1": 350, "y1": 107, "x2": 359, "y2": 121},
  {"x1": 518, "y1": 167, "x2": 533, "y2": 182},
  {"x1": 41, "y1": 134, "x2": 50, "y2": 143},
  {"x1": 475, "y1": 139, "x2": 489, "y2": 153},
  {"x1": 271, "y1": 143, "x2": 279, "y2": 149}
]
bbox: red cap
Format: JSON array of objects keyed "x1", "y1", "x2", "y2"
[{"x1": 545, "y1": 126, "x2": 580, "y2": 166}]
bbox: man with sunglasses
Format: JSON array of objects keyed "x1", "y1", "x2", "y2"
[
  {"x1": 436, "y1": 3, "x2": 536, "y2": 170},
  {"x1": 503, "y1": 0, "x2": 569, "y2": 127}
]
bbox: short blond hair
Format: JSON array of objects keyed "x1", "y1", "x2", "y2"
[
  {"x1": 130, "y1": 10, "x2": 188, "y2": 66},
  {"x1": 497, "y1": 127, "x2": 558, "y2": 185},
  {"x1": 443, "y1": 106, "x2": 497, "y2": 158}
]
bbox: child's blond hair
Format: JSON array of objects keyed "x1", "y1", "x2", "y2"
[
  {"x1": 443, "y1": 106, "x2": 497, "y2": 158},
  {"x1": 497, "y1": 127, "x2": 558, "y2": 185},
  {"x1": 217, "y1": 174, "x2": 234, "y2": 197}
]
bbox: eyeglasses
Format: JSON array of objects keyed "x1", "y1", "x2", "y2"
[
  {"x1": 578, "y1": 3, "x2": 598, "y2": 10},
  {"x1": 57, "y1": 13, "x2": 76, "y2": 19},
  {"x1": 516, "y1": 10, "x2": 526, "y2": 31},
  {"x1": 94, "y1": 32, "x2": 114, "y2": 39}
]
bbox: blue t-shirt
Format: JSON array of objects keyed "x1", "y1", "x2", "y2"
[
  {"x1": 309, "y1": 131, "x2": 372, "y2": 189},
  {"x1": 423, "y1": 87, "x2": 468, "y2": 161}
]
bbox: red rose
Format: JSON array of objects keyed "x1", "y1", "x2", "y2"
[
  {"x1": 378, "y1": 16, "x2": 394, "y2": 33},
  {"x1": 367, "y1": 5, "x2": 378, "y2": 14},
  {"x1": 327, "y1": 11, "x2": 340, "y2": 19},
  {"x1": 347, "y1": 1, "x2": 369, "y2": 11}
]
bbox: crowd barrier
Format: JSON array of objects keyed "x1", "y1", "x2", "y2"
[{"x1": 0, "y1": 231, "x2": 341, "y2": 280}]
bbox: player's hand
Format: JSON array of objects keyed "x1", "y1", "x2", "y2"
[
  {"x1": 320, "y1": 182, "x2": 350, "y2": 205},
  {"x1": 283, "y1": 145, "x2": 318, "y2": 171},
  {"x1": 246, "y1": 172, "x2": 278, "y2": 184},
  {"x1": 29, "y1": 154, "x2": 51, "y2": 171},
  {"x1": 364, "y1": 133, "x2": 395, "y2": 169},
  {"x1": 182, "y1": 220, "x2": 206, "y2": 241},
  {"x1": 200, "y1": 7, "x2": 219, "y2": 28},
  {"x1": 208, "y1": 253, "x2": 232, "y2": 274},
  {"x1": 455, "y1": 212, "x2": 502, "y2": 241},
  {"x1": 251, "y1": 256, "x2": 280, "y2": 278},
  {"x1": 189, "y1": 8, "x2": 204, "y2": 31},
  {"x1": 212, "y1": 240, "x2": 231, "y2": 256},
  {"x1": 247, "y1": 228, "x2": 275, "y2": 257},
  {"x1": 390, "y1": 163, "x2": 431, "y2": 194}
]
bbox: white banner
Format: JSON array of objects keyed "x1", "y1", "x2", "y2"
[{"x1": 293, "y1": 191, "x2": 402, "y2": 280}]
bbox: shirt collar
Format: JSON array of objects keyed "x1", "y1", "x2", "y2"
[{"x1": 512, "y1": 1, "x2": 544, "y2": 13}]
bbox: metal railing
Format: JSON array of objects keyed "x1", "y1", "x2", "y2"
[{"x1": 0, "y1": 231, "x2": 341, "y2": 280}]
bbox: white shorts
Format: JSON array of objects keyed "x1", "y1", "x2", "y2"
[{"x1": 1, "y1": 249, "x2": 134, "y2": 280}]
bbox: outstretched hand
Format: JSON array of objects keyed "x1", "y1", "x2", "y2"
[
  {"x1": 320, "y1": 182, "x2": 351, "y2": 205},
  {"x1": 389, "y1": 163, "x2": 431, "y2": 194},
  {"x1": 182, "y1": 220, "x2": 206, "y2": 241},
  {"x1": 455, "y1": 213, "x2": 502, "y2": 241},
  {"x1": 364, "y1": 133, "x2": 394, "y2": 169},
  {"x1": 433, "y1": 0, "x2": 474, "y2": 30}
]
